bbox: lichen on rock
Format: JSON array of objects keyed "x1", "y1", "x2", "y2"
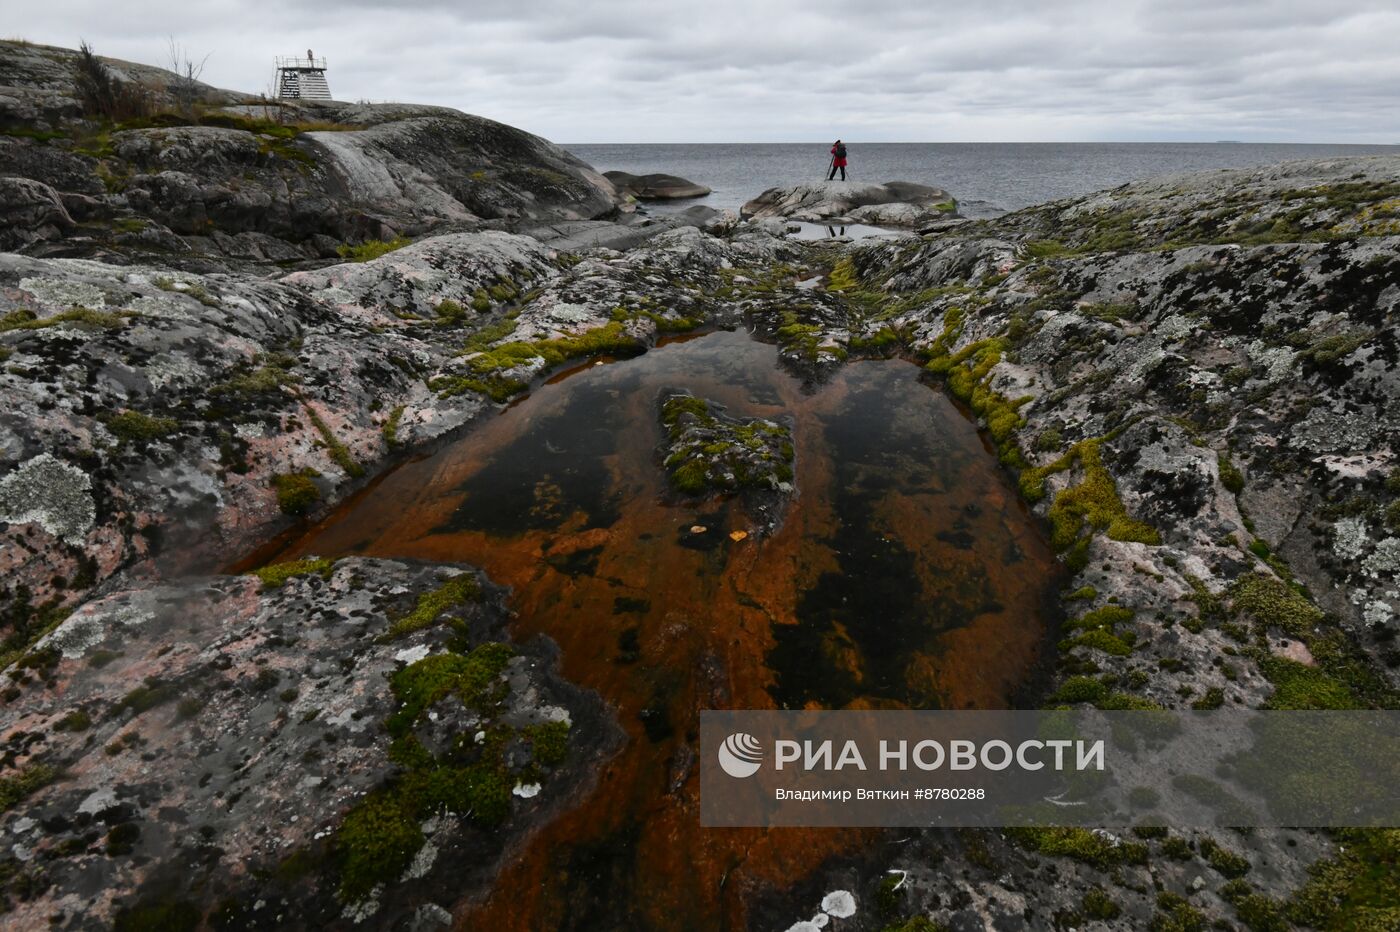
[
  {"x1": 659, "y1": 391, "x2": 795, "y2": 498},
  {"x1": 0, "y1": 452, "x2": 95, "y2": 545}
]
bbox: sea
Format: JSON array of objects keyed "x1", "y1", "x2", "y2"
[{"x1": 564, "y1": 142, "x2": 1400, "y2": 219}]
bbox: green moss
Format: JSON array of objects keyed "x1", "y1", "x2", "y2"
[
  {"x1": 303, "y1": 404, "x2": 364, "y2": 478},
  {"x1": 103, "y1": 410, "x2": 178, "y2": 443},
  {"x1": 115, "y1": 677, "x2": 177, "y2": 715},
  {"x1": 428, "y1": 374, "x2": 527, "y2": 403},
  {"x1": 1066, "y1": 627, "x2": 1133, "y2": 656},
  {"x1": 525, "y1": 720, "x2": 570, "y2": 767},
  {"x1": 1079, "y1": 301, "x2": 1137, "y2": 324},
  {"x1": 1220, "y1": 880, "x2": 1290, "y2": 932},
  {"x1": 1024, "y1": 239, "x2": 1071, "y2": 259},
  {"x1": 1258, "y1": 656, "x2": 1361, "y2": 710},
  {"x1": 336, "y1": 791, "x2": 424, "y2": 901},
  {"x1": 1043, "y1": 441, "x2": 1161, "y2": 548},
  {"x1": 1097, "y1": 692, "x2": 1165, "y2": 710},
  {"x1": 1152, "y1": 891, "x2": 1207, "y2": 932},
  {"x1": 670, "y1": 460, "x2": 710, "y2": 494},
  {"x1": 55, "y1": 708, "x2": 93, "y2": 732},
  {"x1": 1005, "y1": 827, "x2": 1148, "y2": 869},
  {"x1": 1288, "y1": 828, "x2": 1400, "y2": 932},
  {"x1": 382, "y1": 405, "x2": 406, "y2": 449},
  {"x1": 1191, "y1": 687, "x2": 1225, "y2": 710},
  {"x1": 337, "y1": 236, "x2": 411, "y2": 262},
  {"x1": 271, "y1": 470, "x2": 321, "y2": 516},
  {"x1": 387, "y1": 644, "x2": 513, "y2": 735},
  {"x1": 434, "y1": 299, "x2": 466, "y2": 324},
  {"x1": 1049, "y1": 675, "x2": 1108, "y2": 704},
  {"x1": 1069, "y1": 604, "x2": 1135, "y2": 631},
  {"x1": 1229, "y1": 574, "x2": 1322, "y2": 636},
  {"x1": 826, "y1": 257, "x2": 860, "y2": 291},
  {"x1": 383, "y1": 572, "x2": 481, "y2": 641},
  {"x1": 250, "y1": 556, "x2": 334, "y2": 589},
  {"x1": 464, "y1": 322, "x2": 640, "y2": 381},
  {"x1": 1082, "y1": 887, "x2": 1121, "y2": 920},
  {"x1": 0, "y1": 762, "x2": 56, "y2": 812},
  {"x1": 210, "y1": 361, "x2": 297, "y2": 397},
  {"x1": 661, "y1": 395, "x2": 711, "y2": 426},
  {"x1": 1219, "y1": 453, "x2": 1246, "y2": 494},
  {"x1": 0, "y1": 306, "x2": 128, "y2": 333},
  {"x1": 1064, "y1": 585, "x2": 1098, "y2": 601},
  {"x1": 1200, "y1": 837, "x2": 1251, "y2": 878},
  {"x1": 464, "y1": 317, "x2": 519, "y2": 352}
]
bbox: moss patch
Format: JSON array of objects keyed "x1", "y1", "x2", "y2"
[
  {"x1": 337, "y1": 236, "x2": 411, "y2": 262},
  {"x1": 383, "y1": 572, "x2": 481, "y2": 641},
  {"x1": 334, "y1": 639, "x2": 572, "y2": 901},
  {"x1": 0, "y1": 762, "x2": 56, "y2": 812},
  {"x1": 271, "y1": 470, "x2": 321, "y2": 516},
  {"x1": 250, "y1": 557, "x2": 334, "y2": 589},
  {"x1": 1287, "y1": 828, "x2": 1400, "y2": 931},
  {"x1": 0, "y1": 307, "x2": 128, "y2": 333},
  {"x1": 1005, "y1": 827, "x2": 1148, "y2": 869},
  {"x1": 103, "y1": 410, "x2": 178, "y2": 443}
]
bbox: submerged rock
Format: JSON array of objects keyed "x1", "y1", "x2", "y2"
[
  {"x1": 658, "y1": 391, "x2": 795, "y2": 531},
  {"x1": 604, "y1": 170, "x2": 712, "y2": 200},
  {"x1": 741, "y1": 180, "x2": 958, "y2": 227}
]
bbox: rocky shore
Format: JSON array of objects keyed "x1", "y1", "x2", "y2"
[{"x1": 2, "y1": 38, "x2": 1398, "y2": 932}]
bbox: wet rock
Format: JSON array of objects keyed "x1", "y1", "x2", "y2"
[
  {"x1": 658, "y1": 391, "x2": 794, "y2": 496},
  {"x1": 604, "y1": 170, "x2": 711, "y2": 200},
  {"x1": 0, "y1": 556, "x2": 618, "y2": 928}
]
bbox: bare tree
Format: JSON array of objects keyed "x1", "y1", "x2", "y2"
[{"x1": 166, "y1": 36, "x2": 210, "y2": 116}]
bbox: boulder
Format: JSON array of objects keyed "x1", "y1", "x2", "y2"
[
  {"x1": 0, "y1": 176, "x2": 73, "y2": 249},
  {"x1": 740, "y1": 180, "x2": 958, "y2": 227},
  {"x1": 604, "y1": 170, "x2": 711, "y2": 200}
]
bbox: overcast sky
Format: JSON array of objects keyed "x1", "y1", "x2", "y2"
[{"x1": 9, "y1": 1, "x2": 1400, "y2": 143}]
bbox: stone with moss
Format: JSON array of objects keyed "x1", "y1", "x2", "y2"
[{"x1": 658, "y1": 391, "x2": 795, "y2": 500}]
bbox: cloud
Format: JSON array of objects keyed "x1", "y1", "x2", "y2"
[{"x1": 7, "y1": 0, "x2": 1399, "y2": 142}]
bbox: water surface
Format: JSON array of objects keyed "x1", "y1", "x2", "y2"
[
  {"x1": 263, "y1": 329, "x2": 1063, "y2": 929},
  {"x1": 568, "y1": 141, "x2": 1400, "y2": 217}
]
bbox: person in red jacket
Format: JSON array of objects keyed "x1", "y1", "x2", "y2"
[{"x1": 827, "y1": 139, "x2": 848, "y2": 180}]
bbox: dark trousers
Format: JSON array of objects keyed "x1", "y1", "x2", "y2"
[{"x1": 827, "y1": 163, "x2": 846, "y2": 180}]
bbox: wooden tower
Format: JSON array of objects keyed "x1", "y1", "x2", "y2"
[{"x1": 274, "y1": 51, "x2": 332, "y2": 100}]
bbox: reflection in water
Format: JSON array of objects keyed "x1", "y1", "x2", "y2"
[{"x1": 259, "y1": 329, "x2": 1062, "y2": 930}]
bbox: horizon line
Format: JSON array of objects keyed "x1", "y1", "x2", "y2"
[{"x1": 562, "y1": 140, "x2": 1400, "y2": 147}]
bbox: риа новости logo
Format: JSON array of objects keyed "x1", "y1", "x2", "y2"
[{"x1": 718, "y1": 732, "x2": 764, "y2": 778}]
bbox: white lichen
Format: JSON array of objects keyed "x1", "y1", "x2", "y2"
[
  {"x1": 18, "y1": 276, "x2": 108, "y2": 310},
  {"x1": 400, "y1": 840, "x2": 437, "y2": 880},
  {"x1": 820, "y1": 890, "x2": 857, "y2": 919},
  {"x1": 1362, "y1": 600, "x2": 1394, "y2": 627},
  {"x1": 394, "y1": 644, "x2": 431, "y2": 665},
  {"x1": 0, "y1": 453, "x2": 96, "y2": 545},
  {"x1": 1361, "y1": 538, "x2": 1400, "y2": 580},
  {"x1": 1245, "y1": 339, "x2": 1296, "y2": 382},
  {"x1": 1332, "y1": 517, "x2": 1371, "y2": 562}
]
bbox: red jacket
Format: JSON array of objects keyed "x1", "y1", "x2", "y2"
[{"x1": 830, "y1": 144, "x2": 847, "y2": 167}]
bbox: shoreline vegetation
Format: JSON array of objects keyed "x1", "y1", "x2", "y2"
[{"x1": 0, "y1": 36, "x2": 1396, "y2": 931}]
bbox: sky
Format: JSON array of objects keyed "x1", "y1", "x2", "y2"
[{"x1": 8, "y1": 0, "x2": 1400, "y2": 144}]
